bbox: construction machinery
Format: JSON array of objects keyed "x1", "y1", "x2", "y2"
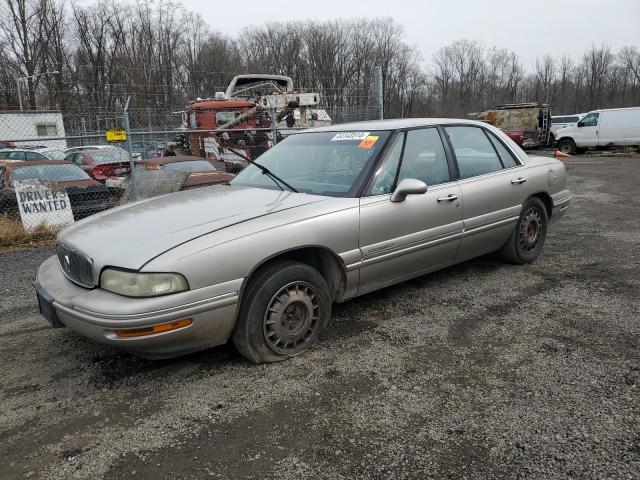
[{"x1": 182, "y1": 74, "x2": 327, "y2": 171}]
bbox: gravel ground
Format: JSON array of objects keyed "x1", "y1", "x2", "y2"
[{"x1": 1, "y1": 155, "x2": 639, "y2": 480}]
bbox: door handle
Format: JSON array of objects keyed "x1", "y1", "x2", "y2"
[
  {"x1": 511, "y1": 177, "x2": 527, "y2": 184},
  {"x1": 437, "y1": 194, "x2": 458, "y2": 202}
]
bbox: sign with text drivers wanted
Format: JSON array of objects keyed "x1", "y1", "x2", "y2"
[{"x1": 14, "y1": 181, "x2": 74, "y2": 232}]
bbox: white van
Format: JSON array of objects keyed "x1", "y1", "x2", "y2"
[
  {"x1": 554, "y1": 107, "x2": 640, "y2": 154},
  {"x1": 550, "y1": 114, "x2": 584, "y2": 136}
]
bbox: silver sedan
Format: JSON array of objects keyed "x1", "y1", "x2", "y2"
[{"x1": 35, "y1": 119, "x2": 571, "y2": 363}]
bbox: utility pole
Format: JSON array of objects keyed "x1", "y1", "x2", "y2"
[
  {"x1": 374, "y1": 66, "x2": 384, "y2": 120},
  {"x1": 123, "y1": 96, "x2": 138, "y2": 200}
]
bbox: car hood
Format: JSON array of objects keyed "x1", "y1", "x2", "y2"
[{"x1": 58, "y1": 185, "x2": 328, "y2": 271}]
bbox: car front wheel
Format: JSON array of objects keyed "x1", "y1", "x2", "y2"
[
  {"x1": 499, "y1": 197, "x2": 549, "y2": 264},
  {"x1": 557, "y1": 138, "x2": 576, "y2": 155},
  {"x1": 232, "y1": 260, "x2": 332, "y2": 363}
]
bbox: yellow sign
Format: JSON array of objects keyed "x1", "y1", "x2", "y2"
[{"x1": 106, "y1": 128, "x2": 127, "y2": 142}]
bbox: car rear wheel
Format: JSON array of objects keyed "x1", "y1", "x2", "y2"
[
  {"x1": 557, "y1": 138, "x2": 576, "y2": 155},
  {"x1": 232, "y1": 260, "x2": 331, "y2": 363},
  {"x1": 499, "y1": 197, "x2": 548, "y2": 264}
]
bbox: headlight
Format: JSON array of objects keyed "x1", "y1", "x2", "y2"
[{"x1": 100, "y1": 269, "x2": 189, "y2": 297}]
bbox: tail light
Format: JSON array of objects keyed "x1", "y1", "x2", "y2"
[{"x1": 91, "y1": 165, "x2": 116, "y2": 178}]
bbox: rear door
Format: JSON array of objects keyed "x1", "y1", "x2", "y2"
[
  {"x1": 443, "y1": 125, "x2": 529, "y2": 262},
  {"x1": 358, "y1": 128, "x2": 463, "y2": 294}
]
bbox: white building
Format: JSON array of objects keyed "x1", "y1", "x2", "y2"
[{"x1": 0, "y1": 110, "x2": 67, "y2": 148}]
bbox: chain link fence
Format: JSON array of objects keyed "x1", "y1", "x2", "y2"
[{"x1": 0, "y1": 102, "x2": 381, "y2": 249}]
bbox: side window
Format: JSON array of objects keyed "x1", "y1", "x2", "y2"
[
  {"x1": 9, "y1": 151, "x2": 26, "y2": 160},
  {"x1": 485, "y1": 131, "x2": 520, "y2": 168},
  {"x1": 24, "y1": 152, "x2": 46, "y2": 161},
  {"x1": 72, "y1": 154, "x2": 84, "y2": 165},
  {"x1": 445, "y1": 126, "x2": 503, "y2": 179},
  {"x1": 369, "y1": 132, "x2": 403, "y2": 195},
  {"x1": 581, "y1": 113, "x2": 599, "y2": 127},
  {"x1": 396, "y1": 128, "x2": 449, "y2": 186}
]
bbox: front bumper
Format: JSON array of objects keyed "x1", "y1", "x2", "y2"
[
  {"x1": 551, "y1": 189, "x2": 572, "y2": 223},
  {"x1": 35, "y1": 256, "x2": 241, "y2": 359}
]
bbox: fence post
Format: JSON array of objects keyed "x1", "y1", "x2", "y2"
[
  {"x1": 80, "y1": 117, "x2": 87, "y2": 146},
  {"x1": 374, "y1": 66, "x2": 384, "y2": 120},
  {"x1": 269, "y1": 106, "x2": 277, "y2": 146},
  {"x1": 123, "y1": 96, "x2": 138, "y2": 201}
]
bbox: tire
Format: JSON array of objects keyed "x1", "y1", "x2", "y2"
[
  {"x1": 499, "y1": 197, "x2": 549, "y2": 264},
  {"x1": 232, "y1": 260, "x2": 332, "y2": 364},
  {"x1": 557, "y1": 138, "x2": 576, "y2": 155}
]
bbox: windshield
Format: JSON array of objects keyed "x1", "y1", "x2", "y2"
[
  {"x1": 230, "y1": 130, "x2": 390, "y2": 196},
  {"x1": 10, "y1": 164, "x2": 91, "y2": 185},
  {"x1": 89, "y1": 149, "x2": 129, "y2": 163},
  {"x1": 41, "y1": 149, "x2": 67, "y2": 160},
  {"x1": 163, "y1": 160, "x2": 216, "y2": 172}
]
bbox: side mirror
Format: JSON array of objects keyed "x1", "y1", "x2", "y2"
[
  {"x1": 577, "y1": 121, "x2": 585, "y2": 127},
  {"x1": 390, "y1": 178, "x2": 428, "y2": 203}
]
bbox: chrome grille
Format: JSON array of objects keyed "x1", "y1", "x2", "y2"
[{"x1": 56, "y1": 244, "x2": 93, "y2": 287}]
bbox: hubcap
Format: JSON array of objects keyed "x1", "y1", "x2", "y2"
[
  {"x1": 263, "y1": 281, "x2": 320, "y2": 355},
  {"x1": 519, "y1": 208, "x2": 543, "y2": 252},
  {"x1": 560, "y1": 143, "x2": 571, "y2": 153}
]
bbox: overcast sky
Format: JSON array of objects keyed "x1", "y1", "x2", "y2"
[{"x1": 180, "y1": 0, "x2": 639, "y2": 68}]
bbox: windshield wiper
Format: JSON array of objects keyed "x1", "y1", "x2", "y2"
[{"x1": 228, "y1": 147, "x2": 299, "y2": 193}]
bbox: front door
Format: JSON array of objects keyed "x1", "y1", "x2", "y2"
[
  {"x1": 357, "y1": 128, "x2": 463, "y2": 295},
  {"x1": 573, "y1": 112, "x2": 600, "y2": 147}
]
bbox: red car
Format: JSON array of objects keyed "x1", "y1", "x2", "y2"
[
  {"x1": 63, "y1": 147, "x2": 132, "y2": 183},
  {"x1": 0, "y1": 160, "x2": 110, "y2": 218},
  {"x1": 137, "y1": 156, "x2": 234, "y2": 189}
]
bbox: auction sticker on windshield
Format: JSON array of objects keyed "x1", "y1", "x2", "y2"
[
  {"x1": 14, "y1": 180, "x2": 74, "y2": 232},
  {"x1": 358, "y1": 135, "x2": 379, "y2": 148},
  {"x1": 331, "y1": 132, "x2": 370, "y2": 141}
]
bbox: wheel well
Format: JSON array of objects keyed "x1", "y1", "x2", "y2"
[
  {"x1": 530, "y1": 192, "x2": 553, "y2": 218},
  {"x1": 244, "y1": 247, "x2": 347, "y2": 302}
]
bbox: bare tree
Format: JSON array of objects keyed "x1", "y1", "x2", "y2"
[{"x1": 0, "y1": 0, "x2": 49, "y2": 108}]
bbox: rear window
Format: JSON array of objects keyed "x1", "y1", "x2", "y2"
[
  {"x1": 10, "y1": 164, "x2": 90, "y2": 185},
  {"x1": 163, "y1": 160, "x2": 216, "y2": 172},
  {"x1": 89, "y1": 149, "x2": 129, "y2": 163}
]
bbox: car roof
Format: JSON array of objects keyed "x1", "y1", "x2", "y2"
[
  {"x1": 139, "y1": 155, "x2": 208, "y2": 165},
  {"x1": 1, "y1": 160, "x2": 75, "y2": 168},
  {"x1": 65, "y1": 145, "x2": 116, "y2": 150},
  {"x1": 304, "y1": 118, "x2": 493, "y2": 133}
]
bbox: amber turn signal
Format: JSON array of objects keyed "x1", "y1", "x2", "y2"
[{"x1": 115, "y1": 318, "x2": 192, "y2": 338}]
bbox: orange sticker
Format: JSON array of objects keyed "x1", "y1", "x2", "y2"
[{"x1": 358, "y1": 135, "x2": 379, "y2": 148}]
